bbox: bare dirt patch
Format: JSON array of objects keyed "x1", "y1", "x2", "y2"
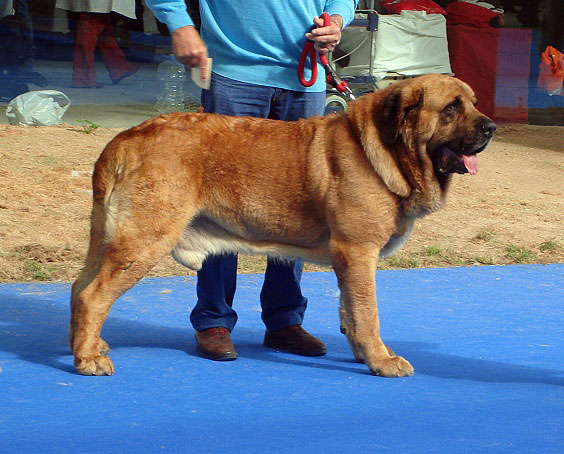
[{"x1": 0, "y1": 123, "x2": 562, "y2": 282}]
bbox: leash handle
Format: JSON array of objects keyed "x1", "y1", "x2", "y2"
[
  {"x1": 298, "y1": 12, "x2": 331, "y2": 87},
  {"x1": 297, "y1": 41, "x2": 318, "y2": 87},
  {"x1": 298, "y1": 13, "x2": 355, "y2": 100}
]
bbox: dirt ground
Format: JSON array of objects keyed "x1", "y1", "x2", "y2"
[{"x1": 0, "y1": 122, "x2": 563, "y2": 282}]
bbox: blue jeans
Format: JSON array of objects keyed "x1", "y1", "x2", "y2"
[{"x1": 190, "y1": 73, "x2": 326, "y2": 333}]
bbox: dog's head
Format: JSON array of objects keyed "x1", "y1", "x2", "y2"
[
  {"x1": 378, "y1": 74, "x2": 496, "y2": 177},
  {"x1": 346, "y1": 74, "x2": 495, "y2": 214}
]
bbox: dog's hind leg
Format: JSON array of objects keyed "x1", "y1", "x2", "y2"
[
  {"x1": 70, "y1": 202, "x2": 193, "y2": 376},
  {"x1": 331, "y1": 241, "x2": 413, "y2": 377},
  {"x1": 69, "y1": 202, "x2": 111, "y2": 358}
]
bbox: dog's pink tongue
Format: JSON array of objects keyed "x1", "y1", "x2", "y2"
[{"x1": 463, "y1": 155, "x2": 478, "y2": 175}]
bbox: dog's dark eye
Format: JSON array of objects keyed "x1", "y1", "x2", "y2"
[{"x1": 443, "y1": 99, "x2": 462, "y2": 115}]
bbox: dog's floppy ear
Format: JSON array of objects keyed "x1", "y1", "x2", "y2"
[
  {"x1": 379, "y1": 83, "x2": 424, "y2": 146},
  {"x1": 379, "y1": 89, "x2": 402, "y2": 146}
]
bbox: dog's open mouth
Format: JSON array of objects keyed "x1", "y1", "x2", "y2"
[{"x1": 433, "y1": 145, "x2": 483, "y2": 176}]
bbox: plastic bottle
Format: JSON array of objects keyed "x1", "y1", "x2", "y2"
[{"x1": 154, "y1": 55, "x2": 187, "y2": 114}]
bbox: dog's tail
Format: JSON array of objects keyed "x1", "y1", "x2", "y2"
[
  {"x1": 79, "y1": 132, "x2": 135, "y2": 280},
  {"x1": 93, "y1": 138, "x2": 127, "y2": 237}
]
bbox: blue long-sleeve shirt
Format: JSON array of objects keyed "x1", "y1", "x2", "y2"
[{"x1": 145, "y1": 0, "x2": 358, "y2": 92}]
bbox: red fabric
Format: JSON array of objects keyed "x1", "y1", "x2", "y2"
[
  {"x1": 446, "y1": 2, "x2": 504, "y2": 28},
  {"x1": 382, "y1": 0, "x2": 446, "y2": 15},
  {"x1": 447, "y1": 24, "x2": 498, "y2": 119},
  {"x1": 72, "y1": 13, "x2": 135, "y2": 86}
]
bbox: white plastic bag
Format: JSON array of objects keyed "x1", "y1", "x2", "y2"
[{"x1": 6, "y1": 90, "x2": 71, "y2": 126}]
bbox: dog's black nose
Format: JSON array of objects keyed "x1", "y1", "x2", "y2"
[{"x1": 481, "y1": 119, "x2": 497, "y2": 137}]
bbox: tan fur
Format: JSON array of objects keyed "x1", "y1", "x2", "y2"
[{"x1": 69, "y1": 74, "x2": 493, "y2": 377}]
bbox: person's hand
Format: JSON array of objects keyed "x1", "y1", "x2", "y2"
[
  {"x1": 304, "y1": 14, "x2": 343, "y2": 54},
  {"x1": 171, "y1": 25, "x2": 209, "y2": 81}
]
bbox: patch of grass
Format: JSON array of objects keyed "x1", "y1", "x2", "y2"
[
  {"x1": 440, "y1": 252, "x2": 465, "y2": 267},
  {"x1": 424, "y1": 245, "x2": 442, "y2": 257},
  {"x1": 474, "y1": 229, "x2": 496, "y2": 242},
  {"x1": 504, "y1": 245, "x2": 535, "y2": 263},
  {"x1": 23, "y1": 260, "x2": 50, "y2": 281},
  {"x1": 76, "y1": 119, "x2": 100, "y2": 134},
  {"x1": 417, "y1": 246, "x2": 465, "y2": 267},
  {"x1": 470, "y1": 255, "x2": 495, "y2": 265},
  {"x1": 384, "y1": 255, "x2": 420, "y2": 268},
  {"x1": 539, "y1": 240, "x2": 558, "y2": 253}
]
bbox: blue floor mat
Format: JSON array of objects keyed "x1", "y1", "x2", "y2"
[{"x1": 1, "y1": 264, "x2": 563, "y2": 453}]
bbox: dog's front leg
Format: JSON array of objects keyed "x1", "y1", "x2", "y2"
[
  {"x1": 338, "y1": 297, "x2": 396, "y2": 358},
  {"x1": 331, "y1": 242, "x2": 414, "y2": 377}
]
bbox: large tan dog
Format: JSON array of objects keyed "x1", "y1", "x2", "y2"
[{"x1": 69, "y1": 74, "x2": 495, "y2": 377}]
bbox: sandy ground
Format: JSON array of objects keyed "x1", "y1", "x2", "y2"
[{"x1": 0, "y1": 122, "x2": 563, "y2": 282}]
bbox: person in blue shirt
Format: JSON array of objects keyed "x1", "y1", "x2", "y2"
[{"x1": 146, "y1": 0, "x2": 357, "y2": 361}]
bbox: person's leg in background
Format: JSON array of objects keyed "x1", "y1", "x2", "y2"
[
  {"x1": 261, "y1": 88, "x2": 327, "y2": 356},
  {"x1": 72, "y1": 12, "x2": 105, "y2": 87},
  {"x1": 0, "y1": 0, "x2": 47, "y2": 100},
  {"x1": 97, "y1": 14, "x2": 139, "y2": 84}
]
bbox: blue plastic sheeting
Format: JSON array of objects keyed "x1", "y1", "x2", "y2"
[{"x1": 1, "y1": 264, "x2": 563, "y2": 453}]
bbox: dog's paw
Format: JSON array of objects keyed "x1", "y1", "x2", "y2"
[
  {"x1": 75, "y1": 355, "x2": 115, "y2": 376},
  {"x1": 369, "y1": 356, "x2": 414, "y2": 378},
  {"x1": 98, "y1": 338, "x2": 110, "y2": 355}
]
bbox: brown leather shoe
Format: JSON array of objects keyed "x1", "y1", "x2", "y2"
[
  {"x1": 263, "y1": 325, "x2": 327, "y2": 356},
  {"x1": 195, "y1": 327, "x2": 238, "y2": 361}
]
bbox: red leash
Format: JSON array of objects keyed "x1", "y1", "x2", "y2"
[{"x1": 298, "y1": 12, "x2": 355, "y2": 99}]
